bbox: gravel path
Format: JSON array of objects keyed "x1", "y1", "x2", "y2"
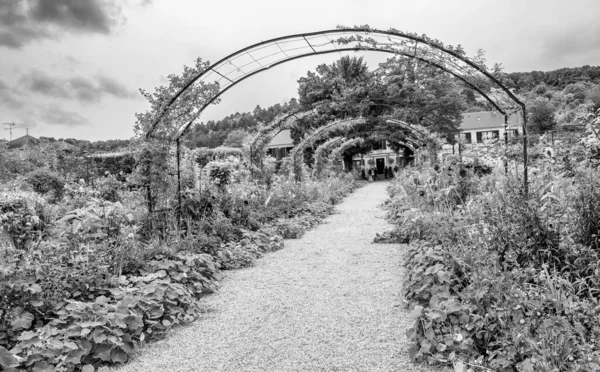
[{"x1": 119, "y1": 180, "x2": 435, "y2": 372}]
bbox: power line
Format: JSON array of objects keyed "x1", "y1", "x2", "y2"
[{"x1": 3, "y1": 122, "x2": 16, "y2": 141}]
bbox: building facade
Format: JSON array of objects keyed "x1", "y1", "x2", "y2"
[{"x1": 460, "y1": 111, "x2": 523, "y2": 144}]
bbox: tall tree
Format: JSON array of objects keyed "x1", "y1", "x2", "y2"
[{"x1": 529, "y1": 97, "x2": 557, "y2": 133}]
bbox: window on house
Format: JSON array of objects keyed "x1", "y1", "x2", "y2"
[
  {"x1": 372, "y1": 140, "x2": 387, "y2": 151},
  {"x1": 491, "y1": 130, "x2": 499, "y2": 139},
  {"x1": 464, "y1": 133, "x2": 472, "y2": 143},
  {"x1": 476, "y1": 132, "x2": 483, "y2": 143}
]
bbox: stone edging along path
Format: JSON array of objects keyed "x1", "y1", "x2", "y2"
[{"x1": 118, "y1": 181, "x2": 437, "y2": 372}]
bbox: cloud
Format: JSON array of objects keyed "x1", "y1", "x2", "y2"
[
  {"x1": 96, "y1": 75, "x2": 138, "y2": 99},
  {"x1": 0, "y1": 0, "x2": 124, "y2": 49},
  {"x1": 20, "y1": 69, "x2": 138, "y2": 102},
  {"x1": 19, "y1": 70, "x2": 70, "y2": 98},
  {"x1": 39, "y1": 105, "x2": 90, "y2": 126},
  {"x1": 541, "y1": 22, "x2": 600, "y2": 62},
  {"x1": 0, "y1": 76, "x2": 24, "y2": 108}
]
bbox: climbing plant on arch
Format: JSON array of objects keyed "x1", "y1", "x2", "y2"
[
  {"x1": 331, "y1": 138, "x2": 365, "y2": 161},
  {"x1": 328, "y1": 137, "x2": 365, "y2": 171},
  {"x1": 248, "y1": 109, "x2": 315, "y2": 168},
  {"x1": 312, "y1": 137, "x2": 345, "y2": 178},
  {"x1": 145, "y1": 25, "x2": 529, "y2": 193}
]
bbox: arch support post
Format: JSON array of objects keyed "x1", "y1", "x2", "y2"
[
  {"x1": 520, "y1": 105, "x2": 528, "y2": 197},
  {"x1": 504, "y1": 115, "x2": 508, "y2": 175},
  {"x1": 176, "y1": 138, "x2": 182, "y2": 228}
]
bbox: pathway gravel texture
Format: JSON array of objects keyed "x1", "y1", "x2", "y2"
[{"x1": 119, "y1": 180, "x2": 436, "y2": 372}]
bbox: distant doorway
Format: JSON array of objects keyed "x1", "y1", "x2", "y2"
[{"x1": 376, "y1": 158, "x2": 385, "y2": 174}]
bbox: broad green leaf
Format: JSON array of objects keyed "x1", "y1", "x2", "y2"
[
  {"x1": 408, "y1": 343, "x2": 418, "y2": 361},
  {"x1": 65, "y1": 348, "x2": 85, "y2": 364},
  {"x1": 11, "y1": 311, "x2": 34, "y2": 330},
  {"x1": 453, "y1": 360, "x2": 465, "y2": 372},
  {"x1": 408, "y1": 305, "x2": 423, "y2": 320},
  {"x1": 521, "y1": 359, "x2": 534, "y2": 372},
  {"x1": 28, "y1": 284, "x2": 42, "y2": 294},
  {"x1": 17, "y1": 331, "x2": 38, "y2": 341},
  {"x1": 110, "y1": 347, "x2": 128, "y2": 363},
  {"x1": 121, "y1": 334, "x2": 136, "y2": 353},
  {"x1": 147, "y1": 304, "x2": 164, "y2": 319},
  {"x1": 93, "y1": 344, "x2": 113, "y2": 362},
  {"x1": 79, "y1": 339, "x2": 92, "y2": 354},
  {"x1": 32, "y1": 361, "x2": 55, "y2": 372},
  {"x1": 0, "y1": 346, "x2": 18, "y2": 368}
]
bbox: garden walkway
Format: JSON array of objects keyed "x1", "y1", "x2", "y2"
[{"x1": 119, "y1": 181, "x2": 434, "y2": 372}]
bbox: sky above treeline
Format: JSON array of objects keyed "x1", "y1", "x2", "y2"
[{"x1": 1, "y1": 0, "x2": 599, "y2": 141}]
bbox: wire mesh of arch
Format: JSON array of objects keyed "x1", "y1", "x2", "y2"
[{"x1": 145, "y1": 27, "x2": 525, "y2": 142}]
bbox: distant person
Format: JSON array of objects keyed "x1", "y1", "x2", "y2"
[
  {"x1": 384, "y1": 167, "x2": 388, "y2": 179},
  {"x1": 361, "y1": 167, "x2": 366, "y2": 180},
  {"x1": 372, "y1": 167, "x2": 379, "y2": 181}
]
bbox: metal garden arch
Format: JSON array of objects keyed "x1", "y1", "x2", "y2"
[{"x1": 146, "y1": 26, "x2": 529, "y2": 193}]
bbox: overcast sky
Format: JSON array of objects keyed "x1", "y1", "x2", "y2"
[{"x1": 1, "y1": 0, "x2": 599, "y2": 141}]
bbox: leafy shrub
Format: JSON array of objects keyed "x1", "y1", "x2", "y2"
[
  {"x1": 0, "y1": 191, "x2": 46, "y2": 250},
  {"x1": 207, "y1": 229, "x2": 283, "y2": 270},
  {"x1": 25, "y1": 169, "x2": 65, "y2": 201},
  {"x1": 96, "y1": 173, "x2": 124, "y2": 202},
  {"x1": 207, "y1": 160, "x2": 233, "y2": 188},
  {"x1": 1, "y1": 251, "x2": 221, "y2": 371}
]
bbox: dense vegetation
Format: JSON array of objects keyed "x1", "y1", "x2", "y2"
[
  {"x1": 380, "y1": 109, "x2": 600, "y2": 371},
  {"x1": 0, "y1": 137, "x2": 365, "y2": 371}
]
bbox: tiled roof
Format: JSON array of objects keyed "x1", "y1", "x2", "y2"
[
  {"x1": 461, "y1": 111, "x2": 522, "y2": 130},
  {"x1": 6, "y1": 135, "x2": 39, "y2": 150},
  {"x1": 266, "y1": 129, "x2": 293, "y2": 148}
]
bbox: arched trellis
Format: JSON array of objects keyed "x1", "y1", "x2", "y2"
[
  {"x1": 345, "y1": 129, "x2": 418, "y2": 151},
  {"x1": 247, "y1": 107, "x2": 325, "y2": 168},
  {"x1": 331, "y1": 138, "x2": 365, "y2": 160},
  {"x1": 314, "y1": 137, "x2": 367, "y2": 178},
  {"x1": 313, "y1": 137, "x2": 345, "y2": 178},
  {"x1": 292, "y1": 116, "x2": 429, "y2": 156},
  {"x1": 289, "y1": 117, "x2": 428, "y2": 180},
  {"x1": 147, "y1": 26, "x2": 529, "y2": 194},
  {"x1": 248, "y1": 102, "x2": 432, "y2": 171},
  {"x1": 329, "y1": 137, "x2": 365, "y2": 171}
]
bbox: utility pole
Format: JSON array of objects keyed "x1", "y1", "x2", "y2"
[{"x1": 3, "y1": 122, "x2": 16, "y2": 141}]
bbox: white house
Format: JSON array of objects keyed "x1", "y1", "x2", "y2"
[
  {"x1": 265, "y1": 130, "x2": 294, "y2": 159},
  {"x1": 460, "y1": 111, "x2": 523, "y2": 144}
]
